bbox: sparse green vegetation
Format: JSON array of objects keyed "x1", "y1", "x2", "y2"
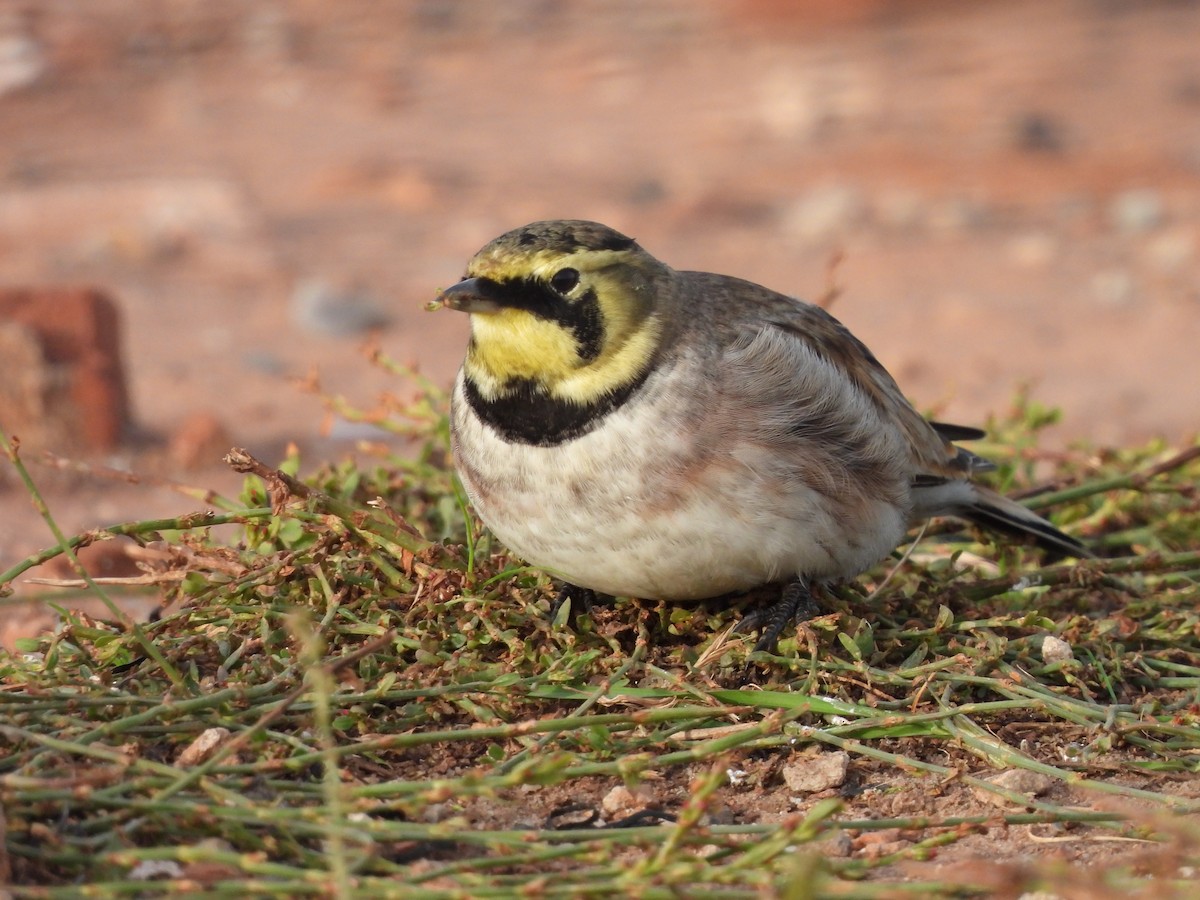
[{"x1": 2, "y1": 367, "x2": 1199, "y2": 898}]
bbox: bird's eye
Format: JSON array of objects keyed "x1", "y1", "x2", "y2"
[{"x1": 550, "y1": 268, "x2": 580, "y2": 295}]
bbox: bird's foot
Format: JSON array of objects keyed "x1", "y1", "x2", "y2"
[
  {"x1": 548, "y1": 583, "x2": 613, "y2": 629},
  {"x1": 732, "y1": 580, "x2": 819, "y2": 654}
]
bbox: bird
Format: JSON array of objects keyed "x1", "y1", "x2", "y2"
[{"x1": 434, "y1": 219, "x2": 1089, "y2": 653}]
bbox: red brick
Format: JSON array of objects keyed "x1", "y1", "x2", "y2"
[{"x1": 0, "y1": 287, "x2": 131, "y2": 451}]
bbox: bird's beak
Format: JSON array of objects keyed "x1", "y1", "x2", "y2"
[{"x1": 435, "y1": 277, "x2": 504, "y2": 314}]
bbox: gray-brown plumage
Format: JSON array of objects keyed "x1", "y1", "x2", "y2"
[{"x1": 437, "y1": 220, "x2": 1089, "y2": 652}]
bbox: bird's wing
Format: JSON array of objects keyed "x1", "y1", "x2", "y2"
[
  {"x1": 676, "y1": 271, "x2": 989, "y2": 484},
  {"x1": 758, "y1": 303, "x2": 980, "y2": 482},
  {"x1": 685, "y1": 275, "x2": 1087, "y2": 557}
]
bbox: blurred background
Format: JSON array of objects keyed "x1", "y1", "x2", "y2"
[{"x1": 1, "y1": 0, "x2": 1199, "y2": 631}]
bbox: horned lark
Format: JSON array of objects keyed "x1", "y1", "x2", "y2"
[{"x1": 436, "y1": 220, "x2": 1088, "y2": 652}]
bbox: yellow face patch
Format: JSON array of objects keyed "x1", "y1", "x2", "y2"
[
  {"x1": 465, "y1": 308, "x2": 582, "y2": 398},
  {"x1": 458, "y1": 231, "x2": 669, "y2": 406},
  {"x1": 465, "y1": 304, "x2": 662, "y2": 406},
  {"x1": 553, "y1": 319, "x2": 660, "y2": 404}
]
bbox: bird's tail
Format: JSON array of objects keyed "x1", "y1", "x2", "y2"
[{"x1": 961, "y1": 485, "x2": 1092, "y2": 560}]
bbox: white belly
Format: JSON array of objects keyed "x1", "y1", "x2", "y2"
[{"x1": 451, "y1": 368, "x2": 909, "y2": 600}]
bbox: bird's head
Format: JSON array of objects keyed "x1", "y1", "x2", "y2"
[{"x1": 436, "y1": 220, "x2": 670, "y2": 404}]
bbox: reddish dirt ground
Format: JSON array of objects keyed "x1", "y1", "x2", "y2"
[
  {"x1": 2, "y1": 2, "x2": 1199, "y2": 887},
  {"x1": 1, "y1": 0, "x2": 1198, "y2": 629}
]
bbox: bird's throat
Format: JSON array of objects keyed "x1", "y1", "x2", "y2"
[
  {"x1": 460, "y1": 305, "x2": 663, "y2": 445},
  {"x1": 461, "y1": 369, "x2": 652, "y2": 446}
]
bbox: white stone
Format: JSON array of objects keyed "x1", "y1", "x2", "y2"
[
  {"x1": 974, "y1": 768, "x2": 1055, "y2": 807},
  {"x1": 0, "y1": 21, "x2": 46, "y2": 96},
  {"x1": 782, "y1": 751, "x2": 849, "y2": 793},
  {"x1": 1109, "y1": 188, "x2": 1165, "y2": 234},
  {"x1": 1040, "y1": 635, "x2": 1074, "y2": 664}
]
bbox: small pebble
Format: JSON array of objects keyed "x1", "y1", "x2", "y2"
[
  {"x1": 0, "y1": 21, "x2": 47, "y2": 96},
  {"x1": 973, "y1": 768, "x2": 1055, "y2": 808},
  {"x1": 601, "y1": 785, "x2": 638, "y2": 818},
  {"x1": 782, "y1": 750, "x2": 849, "y2": 793},
  {"x1": 1109, "y1": 188, "x2": 1165, "y2": 234},
  {"x1": 176, "y1": 727, "x2": 231, "y2": 767},
  {"x1": 1011, "y1": 112, "x2": 1067, "y2": 154},
  {"x1": 291, "y1": 279, "x2": 389, "y2": 336},
  {"x1": 1040, "y1": 635, "x2": 1074, "y2": 664},
  {"x1": 129, "y1": 860, "x2": 185, "y2": 881},
  {"x1": 822, "y1": 832, "x2": 854, "y2": 858}
]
